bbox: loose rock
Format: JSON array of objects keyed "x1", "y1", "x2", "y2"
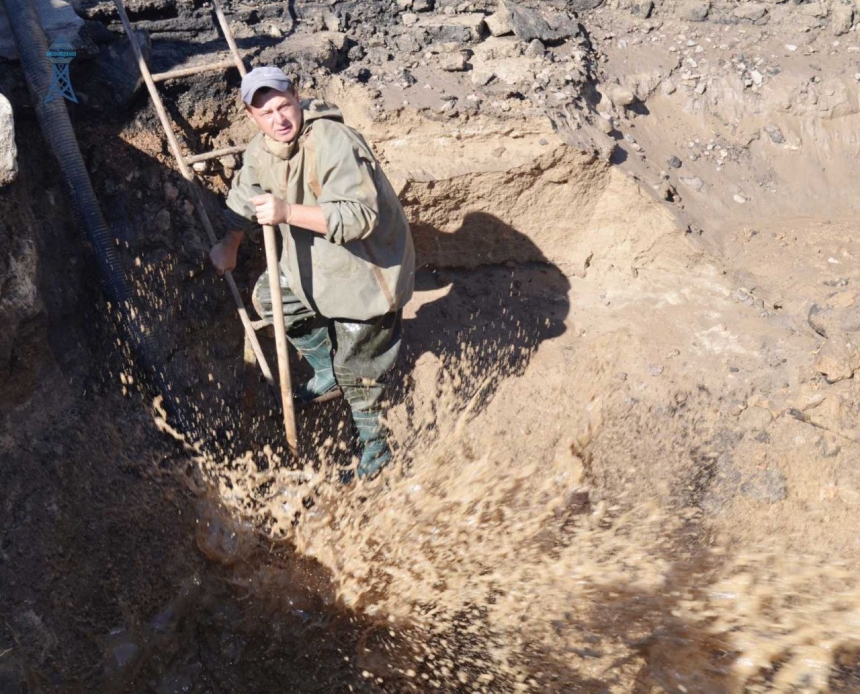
[
  {"x1": 524, "y1": 38, "x2": 545, "y2": 57},
  {"x1": 155, "y1": 209, "x2": 172, "y2": 232},
  {"x1": 485, "y1": 10, "x2": 513, "y2": 36},
  {"x1": 630, "y1": 0, "x2": 653, "y2": 18},
  {"x1": 439, "y1": 52, "x2": 469, "y2": 71},
  {"x1": 741, "y1": 469, "x2": 787, "y2": 503},
  {"x1": 605, "y1": 84, "x2": 636, "y2": 108},
  {"x1": 163, "y1": 181, "x2": 179, "y2": 201},
  {"x1": 679, "y1": 176, "x2": 704, "y2": 191},
  {"x1": 764, "y1": 125, "x2": 785, "y2": 144},
  {"x1": 498, "y1": 0, "x2": 579, "y2": 43},
  {"x1": 731, "y1": 4, "x2": 769, "y2": 22},
  {"x1": 0, "y1": 93, "x2": 17, "y2": 188},
  {"x1": 676, "y1": 0, "x2": 710, "y2": 22},
  {"x1": 814, "y1": 340, "x2": 860, "y2": 383},
  {"x1": 323, "y1": 13, "x2": 342, "y2": 32},
  {"x1": 414, "y1": 13, "x2": 486, "y2": 42},
  {"x1": 279, "y1": 31, "x2": 348, "y2": 70},
  {"x1": 830, "y1": 3, "x2": 854, "y2": 35}
]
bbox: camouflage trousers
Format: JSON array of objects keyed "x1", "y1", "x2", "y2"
[{"x1": 252, "y1": 270, "x2": 402, "y2": 412}]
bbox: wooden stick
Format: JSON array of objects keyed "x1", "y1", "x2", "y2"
[
  {"x1": 211, "y1": 0, "x2": 248, "y2": 77},
  {"x1": 151, "y1": 59, "x2": 236, "y2": 82},
  {"x1": 184, "y1": 145, "x2": 247, "y2": 165},
  {"x1": 262, "y1": 224, "x2": 298, "y2": 454}
]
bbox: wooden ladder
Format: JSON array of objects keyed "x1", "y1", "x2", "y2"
[{"x1": 111, "y1": 0, "x2": 274, "y2": 388}]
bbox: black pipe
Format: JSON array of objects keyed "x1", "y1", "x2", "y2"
[{"x1": 3, "y1": 0, "x2": 190, "y2": 434}]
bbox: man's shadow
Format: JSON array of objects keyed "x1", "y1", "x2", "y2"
[
  {"x1": 389, "y1": 210, "x2": 571, "y2": 454},
  {"x1": 264, "y1": 210, "x2": 570, "y2": 470}
]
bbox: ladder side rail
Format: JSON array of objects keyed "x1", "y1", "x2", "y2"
[
  {"x1": 112, "y1": 0, "x2": 274, "y2": 387},
  {"x1": 211, "y1": 0, "x2": 247, "y2": 77}
]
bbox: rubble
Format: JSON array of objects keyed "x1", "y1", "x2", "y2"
[
  {"x1": 814, "y1": 340, "x2": 860, "y2": 383},
  {"x1": 412, "y1": 12, "x2": 487, "y2": 42},
  {"x1": 676, "y1": 0, "x2": 710, "y2": 22},
  {"x1": 731, "y1": 4, "x2": 769, "y2": 23},
  {"x1": 830, "y1": 2, "x2": 855, "y2": 35},
  {"x1": 278, "y1": 31, "x2": 348, "y2": 71},
  {"x1": 496, "y1": 0, "x2": 580, "y2": 43}
]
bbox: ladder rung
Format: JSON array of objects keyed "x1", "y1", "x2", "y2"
[
  {"x1": 151, "y1": 59, "x2": 238, "y2": 83},
  {"x1": 251, "y1": 320, "x2": 270, "y2": 330},
  {"x1": 185, "y1": 145, "x2": 247, "y2": 165}
]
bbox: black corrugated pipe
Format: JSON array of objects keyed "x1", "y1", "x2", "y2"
[{"x1": 4, "y1": 0, "x2": 190, "y2": 434}]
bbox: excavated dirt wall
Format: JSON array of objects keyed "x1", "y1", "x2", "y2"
[{"x1": 4, "y1": 0, "x2": 860, "y2": 691}]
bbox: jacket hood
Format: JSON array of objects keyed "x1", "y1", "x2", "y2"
[
  {"x1": 262, "y1": 99, "x2": 344, "y2": 160},
  {"x1": 301, "y1": 98, "x2": 344, "y2": 125}
]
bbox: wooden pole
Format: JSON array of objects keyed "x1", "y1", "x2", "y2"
[
  {"x1": 262, "y1": 224, "x2": 298, "y2": 454},
  {"x1": 211, "y1": 0, "x2": 248, "y2": 77}
]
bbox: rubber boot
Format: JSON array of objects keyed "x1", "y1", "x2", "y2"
[
  {"x1": 342, "y1": 410, "x2": 392, "y2": 483},
  {"x1": 287, "y1": 326, "x2": 338, "y2": 404}
]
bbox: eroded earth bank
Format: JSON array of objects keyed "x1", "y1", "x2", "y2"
[{"x1": 2, "y1": 0, "x2": 860, "y2": 690}]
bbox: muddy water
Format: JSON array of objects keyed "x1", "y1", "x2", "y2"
[
  {"x1": 110, "y1": 217, "x2": 860, "y2": 691},
  {"x1": 146, "y1": 332, "x2": 860, "y2": 693}
]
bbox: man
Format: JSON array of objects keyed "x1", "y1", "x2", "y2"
[{"x1": 210, "y1": 66, "x2": 415, "y2": 480}]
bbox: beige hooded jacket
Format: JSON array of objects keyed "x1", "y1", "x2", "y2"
[{"x1": 225, "y1": 99, "x2": 415, "y2": 321}]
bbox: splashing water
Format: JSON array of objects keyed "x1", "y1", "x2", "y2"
[{"x1": 150, "y1": 335, "x2": 860, "y2": 693}]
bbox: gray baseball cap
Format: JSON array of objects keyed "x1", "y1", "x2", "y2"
[{"x1": 241, "y1": 66, "x2": 294, "y2": 105}]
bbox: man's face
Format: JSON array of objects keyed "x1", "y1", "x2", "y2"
[{"x1": 246, "y1": 88, "x2": 303, "y2": 143}]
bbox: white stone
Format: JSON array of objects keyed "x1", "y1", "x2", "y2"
[
  {"x1": 485, "y1": 11, "x2": 513, "y2": 37},
  {"x1": 439, "y1": 52, "x2": 468, "y2": 71},
  {"x1": 0, "y1": 93, "x2": 16, "y2": 187},
  {"x1": 680, "y1": 176, "x2": 705, "y2": 191}
]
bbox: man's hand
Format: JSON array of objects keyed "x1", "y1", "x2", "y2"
[
  {"x1": 210, "y1": 230, "x2": 243, "y2": 274},
  {"x1": 250, "y1": 194, "x2": 290, "y2": 226}
]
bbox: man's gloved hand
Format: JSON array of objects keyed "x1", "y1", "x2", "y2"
[{"x1": 250, "y1": 194, "x2": 291, "y2": 226}]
